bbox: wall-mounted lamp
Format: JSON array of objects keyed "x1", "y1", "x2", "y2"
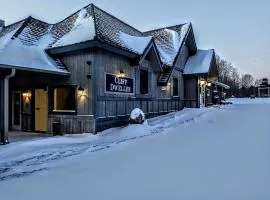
[
  {"x1": 78, "y1": 86, "x2": 85, "y2": 96},
  {"x1": 22, "y1": 90, "x2": 32, "y2": 103},
  {"x1": 167, "y1": 82, "x2": 171, "y2": 87},
  {"x1": 22, "y1": 90, "x2": 32, "y2": 98},
  {"x1": 207, "y1": 82, "x2": 212, "y2": 87},
  {"x1": 200, "y1": 80, "x2": 206, "y2": 86},
  {"x1": 117, "y1": 69, "x2": 125, "y2": 78}
]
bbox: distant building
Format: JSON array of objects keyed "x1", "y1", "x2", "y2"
[{"x1": 258, "y1": 78, "x2": 270, "y2": 97}]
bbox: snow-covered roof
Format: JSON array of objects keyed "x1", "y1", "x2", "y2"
[
  {"x1": 184, "y1": 49, "x2": 214, "y2": 75},
  {"x1": 0, "y1": 4, "x2": 194, "y2": 73},
  {"x1": 52, "y1": 8, "x2": 95, "y2": 48},
  {"x1": 0, "y1": 18, "x2": 68, "y2": 74},
  {"x1": 144, "y1": 23, "x2": 190, "y2": 66},
  {"x1": 119, "y1": 32, "x2": 152, "y2": 54},
  {"x1": 210, "y1": 80, "x2": 230, "y2": 89}
]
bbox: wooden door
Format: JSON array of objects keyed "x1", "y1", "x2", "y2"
[{"x1": 35, "y1": 89, "x2": 48, "y2": 132}]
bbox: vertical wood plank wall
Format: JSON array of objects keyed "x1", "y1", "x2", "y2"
[
  {"x1": 48, "y1": 50, "x2": 95, "y2": 134},
  {"x1": 95, "y1": 49, "x2": 186, "y2": 131}
]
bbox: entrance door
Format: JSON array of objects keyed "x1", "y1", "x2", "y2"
[
  {"x1": 35, "y1": 89, "x2": 48, "y2": 132},
  {"x1": 200, "y1": 84, "x2": 206, "y2": 107},
  {"x1": 12, "y1": 91, "x2": 21, "y2": 130}
]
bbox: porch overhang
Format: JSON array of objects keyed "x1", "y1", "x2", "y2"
[
  {"x1": 0, "y1": 64, "x2": 70, "y2": 76},
  {"x1": 210, "y1": 80, "x2": 230, "y2": 90}
]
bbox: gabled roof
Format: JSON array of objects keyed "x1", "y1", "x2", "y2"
[
  {"x1": 143, "y1": 23, "x2": 191, "y2": 67},
  {"x1": 0, "y1": 3, "x2": 194, "y2": 73},
  {"x1": 184, "y1": 49, "x2": 215, "y2": 76},
  {"x1": 0, "y1": 17, "x2": 69, "y2": 75},
  {"x1": 48, "y1": 4, "x2": 153, "y2": 56}
]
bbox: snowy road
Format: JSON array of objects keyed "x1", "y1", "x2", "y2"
[{"x1": 0, "y1": 100, "x2": 270, "y2": 200}]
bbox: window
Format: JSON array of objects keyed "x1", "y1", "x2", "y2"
[
  {"x1": 173, "y1": 78, "x2": 179, "y2": 96},
  {"x1": 140, "y1": 69, "x2": 149, "y2": 95},
  {"x1": 53, "y1": 87, "x2": 76, "y2": 112}
]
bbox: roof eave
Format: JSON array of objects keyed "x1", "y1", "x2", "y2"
[
  {"x1": 47, "y1": 40, "x2": 138, "y2": 59},
  {"x1": 0, "y1": 64, "x2": 70, "y2": 76}
]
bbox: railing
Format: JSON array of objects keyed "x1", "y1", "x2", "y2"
[
  {"x1": 96, "y1": 96, "x2": 198, "y2": 118},
  {"x1": 183, "y1": 99, "x2": 198, "y2": 108},
  {"x1": 95, "y1": 96, "x2": 197, "y2": 131}
]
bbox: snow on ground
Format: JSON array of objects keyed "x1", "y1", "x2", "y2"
[
  {"x1": 228, "y1": 97, "x2": 270, "y2": 105},
  {"x1": 1, "y1": 101, "x2": 270, "y2": 199},
  {"x1": 0, "y1": 107, "x2": 218, "y2": 182}
]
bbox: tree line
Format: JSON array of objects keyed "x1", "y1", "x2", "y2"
[{"x1": 216, "y1": 55, "x2": 260, "y2": 97}]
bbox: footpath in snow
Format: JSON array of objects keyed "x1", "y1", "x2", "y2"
[{"x1": 0, "y1": 106, "x2": 227, "y2": 181}]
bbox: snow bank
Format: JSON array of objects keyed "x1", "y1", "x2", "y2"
[
  {"x1": 130, "y1": 108, "x2": 145, "y2": 123},
  {"x1": 0, "y1": 107, "x2": 218, "y2": 182},
  {"x1": 52, "y1": 9, "x2": 95, "y2": 48},
  {"x1": 1, "y1": 105, "x2": 270, "y2": 199}
]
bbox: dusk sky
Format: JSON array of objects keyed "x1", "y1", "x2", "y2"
[{"x1": 0, "y1": 0, "x2": 269, "y2": 79}]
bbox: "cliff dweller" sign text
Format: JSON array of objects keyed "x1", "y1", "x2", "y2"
[{"x1": 105, "y1": 73, "x2": 134, "y2": 94}]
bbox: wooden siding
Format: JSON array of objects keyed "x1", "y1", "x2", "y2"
[
  {"x1": 96, "y1": 49, "x2": 136, "y2": 98},
  {"x1": 48, "y1": 115, "x2": 95, "y2": 134},
  {"x1": 60, "y1": 51, "x2": 94, "y2": 116},
  {"x1": 184, "y1": 77, "x2": 198, "y2": 108},
  {"x1": 94, "y1": 49, "x2": 186, "y2": 131},
  {"x1": 174, "y1": 44, "x2": 189, "y2": 71}
]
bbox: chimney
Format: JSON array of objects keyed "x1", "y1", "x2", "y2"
[{"x1": 0, "y1": 20, "x2": 5, "y2": 30}]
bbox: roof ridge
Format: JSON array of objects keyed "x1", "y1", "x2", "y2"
[
  {"x1": 2, "y1": 18, "x2": 27, "y2": 29},
  {"x1": 92, "y1": 4, "x2": 142, "y2": 34},
  {"x1": 53, "y1": 3, "x2": 94, "y2": 26},
  {"x1": 143, "y1": 22, "x2": 190, "y2": 34}
]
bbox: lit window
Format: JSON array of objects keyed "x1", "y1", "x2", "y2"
[{"x1": 53, "y1": 87, "x2": 76, "y2": 112}]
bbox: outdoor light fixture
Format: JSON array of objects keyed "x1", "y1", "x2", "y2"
[
  {"x1": 167, "y1": 82, "x2": 171, "y2": 87},
  {"x1": 200, "y1": 80, "x2": 206, "y2": 85},
  {"x1": 22, "y1": 90, "x2": 32, "y2": 103},
  {"x1": 207, "y1": 82, "x2": 212, "y2": 87},
  {"x1": 78, "y1": 86, "x2": 85, "y2": 96},
  {"x1": 117, "y1": 69, "x2": 125, "y2": 78},
  {"x1": 22, "y1": 90, "x2": 32, "y2": 98}
]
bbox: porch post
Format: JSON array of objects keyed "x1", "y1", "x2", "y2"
[
  {"x1": 0, "y1": 69, "x2": 16, "y2": 144},
  {"x1": 92, "y1": 49, "x2": 98, "y2": 134},
  {"x1": 0, "y1": 75, "x2": 4, "y2": 144}
]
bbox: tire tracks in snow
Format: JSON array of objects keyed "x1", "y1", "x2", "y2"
[{"x1": 0, "y1": 107, "x2": 226, "y2": 181}]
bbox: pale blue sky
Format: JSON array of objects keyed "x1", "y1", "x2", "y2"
[{"x1": 0, "y1": 0, "x2": 269, "y2": 79}]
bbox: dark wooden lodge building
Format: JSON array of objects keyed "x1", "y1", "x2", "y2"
[{"x1": 0, "y1": 4, "x2": 223, "y2": 143}]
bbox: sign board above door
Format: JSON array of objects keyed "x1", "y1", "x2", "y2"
[{"x1": 105, "y1": 73, "x2": 134, "y2": 94}]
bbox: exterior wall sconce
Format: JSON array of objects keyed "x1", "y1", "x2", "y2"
[
  {"x1": 200, "y1": 80, "x2": 206, "y2": 86},
  {"x1": 167, "y1": 82, "x2": 171, "y2": 87},
  {"x1": 207, "y1": 82, "x2": 212, "y2": 87},
  {"x1": 117, "y1": 69, "x2": 125, "y2": 78},
  {"x1": 22, "y1": 90, "x2": 32, "y2": 103},
  {"x1": 22, "y1": 90, "x2": 32, "y2": 98},
  {"x1": 78, "y1": 86, "x2": 85, "y2": 96}
]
